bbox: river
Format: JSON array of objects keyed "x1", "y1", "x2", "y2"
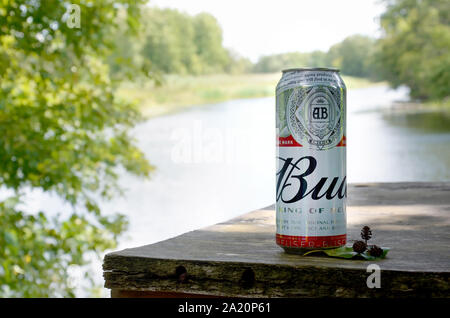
[{"x1": 16, "y1": 84, "x2": 450, "y2": 295}]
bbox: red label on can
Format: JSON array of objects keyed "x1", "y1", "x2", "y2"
[
  {"x1": 278, "y1": 135, "x2": 302, "y2": 147},
  {"x1": 276, "y1": 234, "x2": 347, "y2": 249}
]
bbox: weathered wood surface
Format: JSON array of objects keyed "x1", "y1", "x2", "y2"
[{"x1": 103, "y1": 182, "x2": 450, "y2": 297}]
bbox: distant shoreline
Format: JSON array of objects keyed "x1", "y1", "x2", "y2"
[
  {"x1": 118, "y1": 73, "x2": 387, "y2": 119},
  {"x1": 386, "y1": 100, "x2": 450, "y2": 113}
]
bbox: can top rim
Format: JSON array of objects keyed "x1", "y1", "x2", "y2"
[{"x1": 282, "y1": 67, "x2": 340, "y2": 73}]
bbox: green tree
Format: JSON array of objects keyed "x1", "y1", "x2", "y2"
[
  {"x1": 224, "y1": 49, "x2": 253, "y2": 74},
  {"x1": 141, "y1": 8, "x2": 200, "y2": 74},
  {"x1": 0, "y1": 0, "x2": 152, "y2": 297},
  {"x1": 253, "y1": 36, "x2": 376, "y2": 76},
  {"x1": 253, "y1": 52, "x2": 310, "y2": 73},
  {"x1": 107, "y1": 9, "x2": 151, "y2": 81},
  {"x1": 375, "y1": 0, "x2": 450, "y2": 100},
  {"x1": 140, "y1": 8, "x2": 231, "y2": 75},
  {"x1": 327, "y1": 35, "x2": 375, "y2": 77},
  {"x1": 192, "y1": 13, "x2": 230, "y2": 73},
  {"x1": 308, "y1": 50, "x2": 329, "y2": 68},
  {"x1": 141, "y1": 8, "x2": 183, "y2": 74}
]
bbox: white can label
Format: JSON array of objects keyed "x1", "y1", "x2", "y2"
[
  {"x1": 276, "y1": 146, "x2": 347, "y2": 248},
  {"x1": 276, "y1": 146, "x2": 346, "y2": 231}
]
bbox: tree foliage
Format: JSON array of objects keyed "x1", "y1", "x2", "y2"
[
  {"x1": 140, "y1": 8, "x2": 233, "y2": 75},
  {"x1": 253, "y1": 52, "x2": 311, "y2": 73},
  {"x1": 375, "y1": 0, "x2": 450, "y2": 100},
  {"x1": 253, "y1": 36, "x2": 376, "y2": 76},
  {"x1": 327, "y1": 35, "x2": 376, "y2": 77},
  {"x1": 224, "y1": 49, "x2": 253, "y2": 74},
  {"x1": 0, "y1": 0, "x2": 152, "y2": 297}
]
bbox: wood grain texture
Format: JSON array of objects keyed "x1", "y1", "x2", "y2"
[{"x1": 104, "y1": 182, "x2": 450, "y2": 298}]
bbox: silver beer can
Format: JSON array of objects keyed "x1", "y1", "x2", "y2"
[{"x1": 275, "y1": 68, "x2": 347, "y2": 254}]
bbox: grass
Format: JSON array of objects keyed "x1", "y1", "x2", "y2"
[
  {"x1": 423, "y1": 98, "x2": 450, "y2": 109},
  {"x1": 118, "y1": 73, "x2": 386, "y2": 118}
]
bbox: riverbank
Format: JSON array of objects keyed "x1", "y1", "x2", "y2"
[{"x1": 118, "y1": 73, "x2": 386, "y2": 118}]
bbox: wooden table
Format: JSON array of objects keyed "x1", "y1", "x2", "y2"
[{"x1": 103, "y1": 182, "x2": 450, "y2": 298}]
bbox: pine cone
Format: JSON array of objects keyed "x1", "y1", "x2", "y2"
[
  {"x1": 361, "y1": 226, "x2": 372, "y2": 243},
  {"x1": 352, "y1": 240, "x2": 367, "y2": 254},
  {"x1": 369, "y1": 245, "x2": 383, "y2": 257}
]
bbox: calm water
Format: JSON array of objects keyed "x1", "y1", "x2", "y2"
[{"x1": 11, "y1": 85, "x2": 450, "y2": 295}]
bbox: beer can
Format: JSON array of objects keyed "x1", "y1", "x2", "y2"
[{"x1": 275, "y1": 68, "x2": 347, "y2": 254}]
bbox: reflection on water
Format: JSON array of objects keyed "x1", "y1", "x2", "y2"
[
  {"x1": 382, "y1": 110, "x2": 450, "y2": 133},
  {"x1": 347, "y1": 87, "x2": 450, "y2": 183},
  {"x1": 373, "y1": 109, "x2": 450, "y2": 182}
]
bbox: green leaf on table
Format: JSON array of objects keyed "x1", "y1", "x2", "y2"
[{"x1": 303, "y1": 246, "x2": 390, "y2": 260}]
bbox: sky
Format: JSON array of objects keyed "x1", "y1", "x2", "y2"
[{"x1": 150, "y1": 0, "x2": 386, "y2": 61}]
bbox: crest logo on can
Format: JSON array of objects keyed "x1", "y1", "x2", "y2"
[{"x1": 287, "y1": 86, "x2": 343, "y2": 150}]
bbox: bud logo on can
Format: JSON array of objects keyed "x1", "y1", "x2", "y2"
[{"x1": 276, "y1": 68, "x2": 347, "y2": 253}]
